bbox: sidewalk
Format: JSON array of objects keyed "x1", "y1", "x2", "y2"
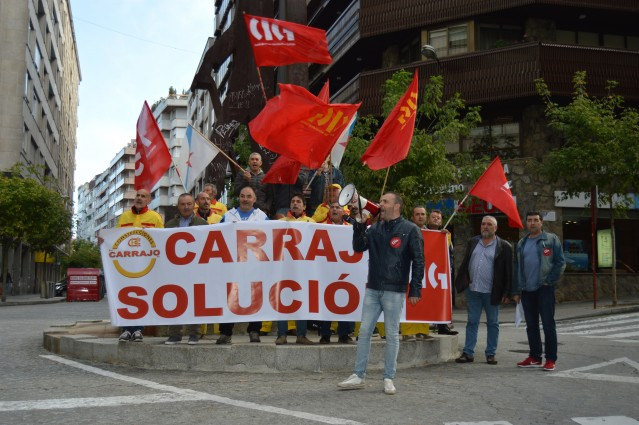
[
  {"x1": 0, "y1": 294, "x2": 66, "y2": 307},
  {"x1": 451, "y1": 295, "x2": 639, "y2": 325}
]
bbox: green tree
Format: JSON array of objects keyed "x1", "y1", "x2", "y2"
[
  {"x1": 61, "y1": 239, "x2": 102, "y2": 272},
  {"x1": 0, "y1": 164, "x2": 72, "y2": 301},
  {"x1": 536, "y1": 71, "x2": 639, "y2": 305},
  {"x1": 340, "y1": 70, "x2": 486, "y2": 217}
]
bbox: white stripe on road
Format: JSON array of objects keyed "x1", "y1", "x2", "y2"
[
  {"x1": 0, "y1": 393, "x2": 204, "y2": 411},
  {"x1": 445, "y1": 422, "x2": 513, "y2": 425},
  {"x1": 552, "y1": 357, "x2": 639, "y2": 385},
  {"x1": 12, "y1": 355, "x2": 364, "y2": 425},
  {"x1": 559, "y1": 324, "x2": 639, "y2": 335},
  {"x1": 572, "y1": 416, "x2": 639, "y2": 424},
  {"x1": 583, "y1": 331, "x2": 639, "y2": 339},
  {"x1": 560, "y1": 313, "x2": 639, "y2": 326},
  {"x1": 558, "y1": 318, "x2": 639, "y2": 332}
]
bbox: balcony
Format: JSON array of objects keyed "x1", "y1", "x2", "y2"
[
  {"x1": 353, "y1": 42, "x2": 639, "y2": 115},
  {"x1": 358, "y1": 0, "x2": 639, "y2": 38}
]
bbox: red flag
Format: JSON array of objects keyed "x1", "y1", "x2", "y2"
[
  {"x1": 244, "y1": 14, "x2": 332, "y2": 67},
  {"x1": 263, "y1": 155, "x2": 302, "y2": 184},
  {"x1": 134, "y1": 101, "x2": 172, "y2": 190},
  {"x1": 361, "y1": 71, "x2": 419, "y2": 170},
  {"x1": 469, "y1": 157, "x2": 523, "y2": 228},
  {"x1": 249, "y1": 84, "x2": 360, "y2": 168},
  {"x1": 317, "y1": 80, "x2": 330, "y2": 103}
]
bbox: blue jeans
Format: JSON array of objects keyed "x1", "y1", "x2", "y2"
[
  {"x1": 463, "y1": 289, "x2": 499, "y2": 357},
  {"x1": 354, "y1": 289, "x2": 405, "y2": 380},
  {"x1": 521, "y1": 285, "x2": 557, "y2": 361},
  {"x1": 277, "y1": 320, "x2": 307, "y2": 337},
  {"x1": 320, "y1": 321, "x2": 354, "y2": 337}
]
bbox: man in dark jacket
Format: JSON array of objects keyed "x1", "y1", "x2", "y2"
[
  {"x1": 163, "y1": 193, "x2": 208, "y2": 345},
  {"x1": 454, "y1": 215, "x2": 513, "y2": 365},
  {"x1": 338, "y1": 192, "x2": 424, "y2": 395}
]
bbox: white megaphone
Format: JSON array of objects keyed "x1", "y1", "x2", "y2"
[{"x1": 338, "y1": 183, "x2": 380, "y2": 216}]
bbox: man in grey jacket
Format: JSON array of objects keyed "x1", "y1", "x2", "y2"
[{"x1": 512, "y1": 211, "x2": 566, "y2": 371}]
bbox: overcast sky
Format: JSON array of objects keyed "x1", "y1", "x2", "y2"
[{"x1": 70, "y1": 0, "x2": 215, "y2": 195}]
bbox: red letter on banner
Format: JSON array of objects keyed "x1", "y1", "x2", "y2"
[
  {"x1": 237, "y1": 230, "x2": 269, "y2": 262},
  {"x1": 272, "y1": 228, "x2": 304, "y2": 261},
  {"x1": 194, "y1": 283, "x2": 223, "y2": 317},
  {"x1": 227, "y1": 282, "x2": 263, "y2": 314},
  {"x1": 306, "y1": 229, "x2": 337, "y2": 262},
  {"x1": 199, "y1": 230, "x2": 233, "y2": 264},
  {"x1": 166, "y1": 232, "x2": 196, "y2": 265},
  {"x1": 269, "y1": 280, "x2": 302, "y2": 314},
  {"x1": 117, "y1": 286, "x2": 148, "y2": 319},
  {"x1": 324, "y1": 280, "x2": 359, "y2": 314},
  {"x1": 153, "y1": 284, "x2": 188, "y2": 318}
]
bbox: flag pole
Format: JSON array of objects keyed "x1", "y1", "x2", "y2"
[
  {"x1": 190, "y1": 125, "x2": 244, "y2": 172},
  {"x1": 443, "y1": 192, "x2": 470, "y2": 230},
  {"x1": 171, "y1": 158, "x2": 187, "y2": 191},
  {"x1": 255, "y1": 67, "x2": 269, "y2": 104},
  {"x1": 380, "y1": 167, "x2": 391, "y2": 198}
]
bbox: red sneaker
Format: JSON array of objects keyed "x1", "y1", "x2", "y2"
[
  {"x1": 542, "y1": 360, "x2": 556, "y2": 371},
  {"x1": 517, "y1": 357, "x2": 542, "y2": 368}
]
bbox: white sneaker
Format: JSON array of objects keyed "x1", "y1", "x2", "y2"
[
  {"x1": 337, "y1": 374, "x2": 365, "y2": 390},
  {"x1": 384, "y1": 378, "x2": 396, "y2": 395}
]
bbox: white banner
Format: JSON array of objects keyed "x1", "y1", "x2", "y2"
[{"x1": 100, "y1": 222, "x2": 449, "y2": 326}]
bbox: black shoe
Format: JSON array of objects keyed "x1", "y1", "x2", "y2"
[
  {"x1": 249, "y1": 331, "x2": 261, "y2": 343},
  {"x1": 216, "y1": 334, "x2": 232, "y2": 345},
  {"x1": 455, "y1": 353, "x2": 474, "y2": 363},
  {"x1": 164, "y1": 336, "x2": 182, "y2": 345},
  {"x1": 319, "y1": 335, "x2": 330, "y2": 344},
  {"x1": 438, "y1": 325, "x2": 458, "y2": 335},
  {"x1": 187, "y1": 335, "x2": 199, "y2": 345},
  {"x1": 338, "y1": 335, "x2": 354, "y2": 344},
  {"x1": 486, "y1": 355, "x2": 498, "y2": 365}
]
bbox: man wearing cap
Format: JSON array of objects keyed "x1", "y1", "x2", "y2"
[{"x1": 311, "y1": 183, "x2": 348, "y2": 223}]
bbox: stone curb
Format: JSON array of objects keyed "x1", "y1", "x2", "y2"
[
  {"x1": 43, "y1": 323, "x2": 459, "y2": 373},
  {"x1": 0, "y1": 297, "x2": 66, "y2": 307}
]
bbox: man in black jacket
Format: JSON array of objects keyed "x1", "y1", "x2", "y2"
[
  {"x1": 454, "y1": 215, "x2": 513, "y2": 365},
  {"x1": 338, "y1": 192, "x2": 424, "y2": 395}
]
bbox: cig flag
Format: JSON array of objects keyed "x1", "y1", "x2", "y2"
[
  {"x1": 361, "y1": 71, "x2": 419, "y2": 170},
  {"x1": 135, "y1": 101, "x2": 172, "y2": 190},
  {"x1": 469, "y1": 156, "x2": 523, "y2": 228},
  {"x1": 244, "y1": 14, "x2": 332, "y2": 67},
  {"x1": 249, "y1": 83, "x2": 360, "y2": 168},
  {"x1": 177, "y1": 124, "x2": 221, "y2": 192}
]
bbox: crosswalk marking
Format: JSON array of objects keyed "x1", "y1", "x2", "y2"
[
  {"x1": 557, "y1": 313, "x2": 639, "y2": 343},
  {"x1": 552, "y1": 357, "x2": 639, "y2": 385},
  {"x1": 571, "y1": 416, "x2": 639, "y2": 424}
]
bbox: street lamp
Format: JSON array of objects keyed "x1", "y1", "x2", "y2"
[{"x1": 421, "y1": 44, "x2": 440, "y2": 62}]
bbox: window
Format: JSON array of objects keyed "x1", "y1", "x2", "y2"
[
  {"x1": 557, "y1": 29, "x2": 639, "y2": 51},
  {"x1": 428, "y1": 24, "x2": 468, "y2": 58},
  {"x1": 479, "y1": 24, "x2": 523, "y2": 50},
  {"x1": 34, "y1": 44, "x2": 42, "y2": 72},
  {"x1": 399, "y1": 36, "x2": 421, "y2": 64},
  {"x1": 462, "y1": 122, "x2": 520, "y2": 159}
]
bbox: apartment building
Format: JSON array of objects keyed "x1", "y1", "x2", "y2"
[{"x1": 0, "y1": 0, "x2": 81, "y2": 293}]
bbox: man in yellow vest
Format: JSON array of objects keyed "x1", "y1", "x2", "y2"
[{"x1": 114, "y1": 189, "x2": 163, "y2": 342}]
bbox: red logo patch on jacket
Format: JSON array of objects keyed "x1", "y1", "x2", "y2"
[
  {"x1": 390, "y1": 237, "x2": 402, "y2": 248},
  {"x1": 543, "y1": 247, "x2": 552, "y2": 256}
]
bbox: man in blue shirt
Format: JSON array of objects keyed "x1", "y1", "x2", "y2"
[{"x1": 512, "y1": 212, "x2": 566, "y2": 371}]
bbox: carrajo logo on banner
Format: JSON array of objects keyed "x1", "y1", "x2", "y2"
[
  {"x1": 248, "y1": 17, "x2": 294, "y2": 45},
  {"x1": 109, "y1": 229, "x2": 161, "y2": 278}
]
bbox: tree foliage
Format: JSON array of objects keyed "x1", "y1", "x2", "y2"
[
  {"x1": 536, "y1": 71, "x2": 639, "y2": 305},
  {"x1": 340, "y1": 70, "x2": 486, "y2": 216},
  {"x1": 61, "y1": 239, "x2": 102, "y2": 273},
  {"x1": 536, "y1": 71, "x2": 639, "y2": 200},
  {"x1": 0, "y1": 163, "x2": 73, "y2": 300}
]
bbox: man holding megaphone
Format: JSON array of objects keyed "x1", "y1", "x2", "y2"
[{"x1": 337, "y1": 191, "x2": 424, "y2": 395}]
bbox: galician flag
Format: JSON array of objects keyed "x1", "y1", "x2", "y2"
[
  {"x1": 177, "y1": 124, "x2": 221, "y2": 191},
  {"x1": 331, "y1": 112, "x2": 357, "y2": 168}
]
